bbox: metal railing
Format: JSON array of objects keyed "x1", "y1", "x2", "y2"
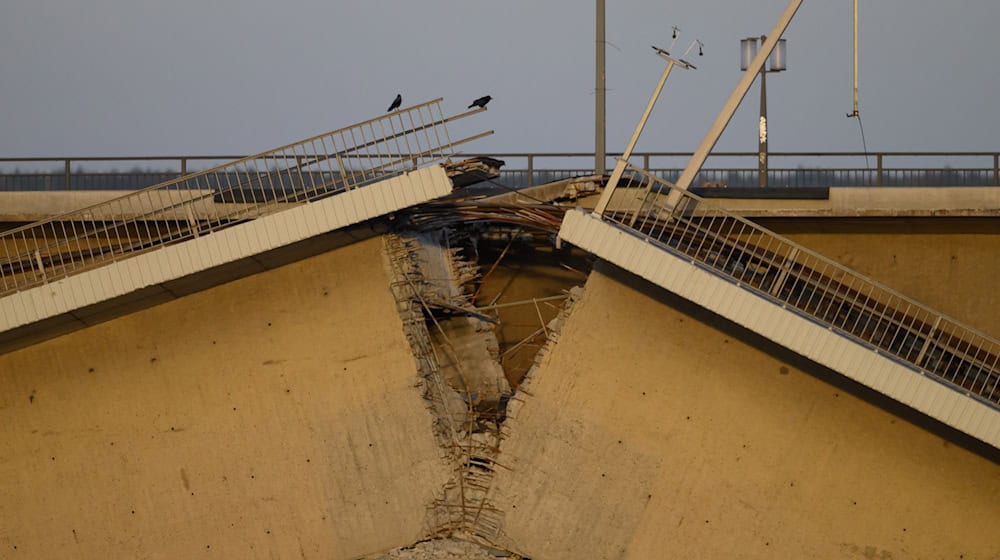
[
  {"x1": 601, "y1": 164, "x2": 1000, "y2": 408},
  {"x1": 0, "y1": 99, "x2": 489, "y2": 296},
  {"x1": 2, "y1": 151, "x2": 998, "y2": 190}
]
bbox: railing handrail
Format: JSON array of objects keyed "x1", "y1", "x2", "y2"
[
  {"x1": 0, "y1": 99, "x2": 461, "y2": 239},
  {"x1": 4, "y1": 150, "x2": 997, "y2": 191},
  {"x1": 604, "y1": 166, "x2": 1000, "y2": 409},
  {"x1": 0, "y1": 99, "x2": 491, "y2": 296},
  {"x1": 622, "y1": 162, "x2": 1000, "y2": 348}
]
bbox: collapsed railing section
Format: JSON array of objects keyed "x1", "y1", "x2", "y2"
[
  {"x1": 601, "y1": 165, "x2": 1000, "y2": 409},
  {"x1": 0, "y1": 99, "x2": 490, "y2": 296}
]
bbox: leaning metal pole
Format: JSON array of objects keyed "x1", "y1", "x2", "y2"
[
  {"x1": 594, "y1": 49, "x2": 692, "y2": 216},
  {"x1": 665, "y1": 0, "x2": 803, "y2": 209}
]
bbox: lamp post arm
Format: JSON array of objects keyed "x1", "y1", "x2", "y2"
[{"x1": 594, "y1": 59, "x2": 677, "y2": 216}]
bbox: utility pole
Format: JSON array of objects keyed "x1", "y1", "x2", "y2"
[
  {"x1": 596, "y1": 0, "x2": 606, "y2": 178},
  {"x1": 759, "y1": 37, "x2": 769, "y2": 187},
  {"x1": 850, "y1": 0, "x2": 860, "y2": 117},
  {"x1": 742, "y1": 34, "x2": 787, "y2": 188}
]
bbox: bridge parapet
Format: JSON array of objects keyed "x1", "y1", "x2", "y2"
[{"x1": 3, "y1": 151, "x2": 998, "y2": 190}]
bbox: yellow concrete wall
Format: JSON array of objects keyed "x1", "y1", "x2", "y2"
[
  {"x1": 492, "y1": 264, "x2": 1000, "y2": 560},
  {"x1": 766, "y1": 218, "x2": 1000, "y2": 337},
  {"x1": 0, "y1": 237, "x2": 449, "y2": 559}
]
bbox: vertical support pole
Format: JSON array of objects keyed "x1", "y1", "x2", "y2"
[
  {"x1": 181, "y1": 158, "x2": 187, "y2": 177},
  {"x1": 595, "y1": 0, "x2": 606, "y2": 178},
  {"x1": 915, "y1": 316, "x2": 942, "y2": 368},
  {"x1": 527, "y1": 154, "x2": 534, "y2": 187},
  {"x1": 335, "y1": 153, "x2": 349, "y2": 189},
  {"x1": 993, "y1": 153, "x2": 998, "y2": 186},
  {"x1": 34, "y1": 250, "x2": 47, "y2": 282},
  {"x1": 852, "y1": 0, "x2": 860, "y2": 117},
  {"x1": 64, "y1": 159, "x2": 71, "y2": 191},
  {"x1": 759, "y1": 62, "x2": 769, "y2": 188},
  {"x1": 643, "y1": 153, "x2": 650, "y2": 171},
  {"x1": 186, "y1": 206, "x2": 200, "y2": 238},
  {"x1": 627, "y1": 176, "x2": 656, "y2": 228},
  {"x1": 769, "y1": 247, "x2": 800, "y2": 298},
  {"x1": 877, "y1": 153, "x2": 884, "y2": 186}
]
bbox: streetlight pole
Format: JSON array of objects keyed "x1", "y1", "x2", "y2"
[
  {"x1": 848, "y1": 0, "x2": 860, "y2": 118},
  {"x1": 758, "y1": 36, "x2": 769, "y2": 187},
  {"x1": 742, "y1": 34, "x2": 786, "y2": 188},
  {"x1": 666, "y1": 0, "x2": 800, "y2": 209}
]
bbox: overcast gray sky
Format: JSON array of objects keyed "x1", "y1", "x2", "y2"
[{"x1": 2, "y1": 0, "x2": 998, "y2": 159}]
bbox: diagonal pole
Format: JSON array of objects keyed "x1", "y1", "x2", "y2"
[
  {"x1": 594, "y1": 51, "x2": 689, "y2": 216},
  {"x1": 664, "y1": 0, "x2": 803, "y2": 211}
]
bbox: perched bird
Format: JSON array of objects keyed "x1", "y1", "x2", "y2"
[
  {"x1": 468, "y1": 95, "x2": 492, "y2": 109},
  {"x1": 387, "y1": 94, "x2": 402, "y2": 112}
]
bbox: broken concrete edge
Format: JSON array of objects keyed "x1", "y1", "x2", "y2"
[
  {"x1": 380, "y1": 226, "x2": 588, "y2": 557},
  {"x1": 503, "y1": 285, "x2": 586, "y2": 427},
  {"x1": 381, "y1": 232, "x2": 517, "y2": 551},
  {"x1": 383, "y1": 234, "x2": 466, "y2": 457},
  {"x1": 356, "y1": 536, "x2": 525, "y2": 559}
]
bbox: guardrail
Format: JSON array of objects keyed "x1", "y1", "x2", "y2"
[
  {"x1": 600, "y1": 164, "x2": 1000, "y2": 408},
  {"x1": 2, "y1": 152, "x2": 998, "y2": 190},
  {"x1": 0, "y1": 99, "x2": 489, "y2": 296}
]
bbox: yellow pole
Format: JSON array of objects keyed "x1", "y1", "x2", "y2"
[{"x1": 593, "y1": 59, "x2": 677, "y2": 216}]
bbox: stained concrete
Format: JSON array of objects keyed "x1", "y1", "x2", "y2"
[
  {"x1": 2, "y1": 213, "x2": 999, "y2": 558},
  {"x1": 0, "y1": 237, "x2": 450, "y2": 559},
  {"x1": 491, "y1": 262, "x2": 1000, "y2": 559}
]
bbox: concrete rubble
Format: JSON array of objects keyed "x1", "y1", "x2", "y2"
[{"x1": 368, "y1": 537, "x2": 520, "y2": 559}]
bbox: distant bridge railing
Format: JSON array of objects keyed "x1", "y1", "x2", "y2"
[{"x1": 1, "y1": 151, "x2": 998, "y2": 191}]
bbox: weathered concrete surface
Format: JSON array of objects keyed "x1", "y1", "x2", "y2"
[
  {"x1": 721, "y1": 186, "x2": 1000, "y2": 217},
  {"x1": 491, "y1": 263, "x2": 1000, "y2": 560},
  {"x1": 0, "y1": 237, "x2": 450, "y2": 559},
  {"x1": 0, "y1": 190, "x2": 218, "y2": 222},
  {"x1": 577, "y1": 186, "x2": 1000, "y2": 217}
]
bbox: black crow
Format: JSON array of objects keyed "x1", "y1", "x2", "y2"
[
  {"x1": 387, "y1": 94, "x2": 402, "y2": 112},
  {"x1": 468, "y1": 95, "x2": 492, "y2": 109}
]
